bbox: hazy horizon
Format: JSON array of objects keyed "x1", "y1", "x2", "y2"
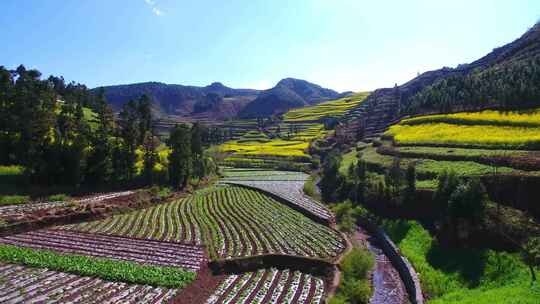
[{"x1": 1, "y1": 0, "x2": 539, "y2": 92}]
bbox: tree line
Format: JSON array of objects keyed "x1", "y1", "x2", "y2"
[
  {"x1": 405, "y1": 55, "x2": 540, "y2": 114},
  {"x1": 0, "y1": 65, "x2": 215, "y2": 189}
]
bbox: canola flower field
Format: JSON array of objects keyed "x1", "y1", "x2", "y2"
[{"x1": 386, "y1": 108, "x2": 540, "y2": 150}]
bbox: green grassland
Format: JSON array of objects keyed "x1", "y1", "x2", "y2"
[{"x1": 381, "y1": 220, "x2": 539, "y2": 304}]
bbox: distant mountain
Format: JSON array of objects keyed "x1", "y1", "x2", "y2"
[
  {"x1": 95, "y1": 78, "x2": 344, "y2": 121},
  {"x1": 238, "y1": 78, "x2": 343, "y2": 118},
  {"x1": 93, "y1": 82, "x2": 260, "y2": 120}
]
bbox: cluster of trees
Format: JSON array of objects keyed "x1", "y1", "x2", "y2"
[
  {"x1": 0, "y1": 65, "x2": 215, "y2": 189},
  {"x1": 433, "y1": 171, "x2": 487, "y2": 244},
  {"x1": 406, "y1": 55, "x2": 540, "y2": 113},
  {"x1": 320, "y1": 152, "x2": 416, "y2": 207}
]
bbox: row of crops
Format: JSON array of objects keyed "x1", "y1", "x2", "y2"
[
  {"x1": 0, "y1": 229, "x2": 206, "y2": 271},
  {"x1": 60, "y1": 186, "x2": 345, "y2": 261},
  {"x1": 225, "y1": 180, "x2": 333, "y2": 221},
  {"x1": 221, "y1": 168, "x2": 309, "y2": 181},
  {"x1": 0, "y1": 262, "x2": 177, "y2": 303},
  {"x1": 61, "y1": 195, "x2": 204, "y2": 245},
  {"x1": 0, "y1": 191, "x2": 134, "y2": 217},
  {"x1": 206, "y1": 268, "x2": 325, "y2": 304}
]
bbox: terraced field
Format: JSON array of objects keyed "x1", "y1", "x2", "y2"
[
  {"x1": 225, "y1": 180, "x2": 334, "y2": 222},
  {"x1": 0, "y1": 191, "x2": 134, "y2": 218},
  {"x1": 60, "y1": 195, "x2": 204, "y2": 245},
  {"x1": 283, "y1": 92, "x2": 369, "y2": 122},
  {"x1": 222, "y1": 168, "x2": 308, "y2": 181},
  {"x1": 0, "y1": 168, "x2": 343, "y2": 303},
  {"x1": 0, "y1": 230, "x2": 206, "y2": 271},
  {"x1": 60, "y1": 186, "x2": 345, "y2": 261},
  {"x1": 206, "y1": 268, "x2": 325, "y2": 304},
  {"x1": 386, "y1": 108, "x2": 540, "y2": 150},
  {"x1": 218, "y1": 93, "x2": 369, "y2": 169},
  {"x1": 0, "y1": 263, "x2": 177, "y2": 303}
]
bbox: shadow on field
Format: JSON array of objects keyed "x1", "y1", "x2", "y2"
[{"x1": 426, "y1": 245, "x2": 487, "y2": 288}]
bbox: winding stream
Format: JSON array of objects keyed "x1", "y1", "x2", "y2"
[{"x1": 354, "y1": 226, "x2": 408, "y2": 304}]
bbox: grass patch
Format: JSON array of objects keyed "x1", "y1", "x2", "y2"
[
  {"x1": 0, "y1": 195, "x2": 30, "y2": 206},
  {"x1": 0, "y1": 244, "x2": 195, "y2": 288},
  {"x1": 381, "y1": 220, "x2": 540, "y2": 303},
  {"x1": 329, "y1": 247, "x2": 374, "y2": 304}
]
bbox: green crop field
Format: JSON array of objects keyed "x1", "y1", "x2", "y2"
[{"x1": 60, "y1": 185, "x2": 345, "y2": 261}]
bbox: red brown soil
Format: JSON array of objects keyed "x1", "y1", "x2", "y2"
[{"x1": 171, "y1": 265, "x2": 226, "y2": 304}]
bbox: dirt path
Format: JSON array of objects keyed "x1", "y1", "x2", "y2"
[{"x1": 354, "y1": 226, "x2": 408, "y2": 304}]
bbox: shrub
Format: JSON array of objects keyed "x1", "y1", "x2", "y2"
[
  {"x1": 331, "y1": 247, "x2": 374, "y2": 304},
  {"x1": 341, "y1": 248, "x2": 374, "y2": 280},
  {"x1": 448, "y1": 178, "x2": 487, "y2": 223}
]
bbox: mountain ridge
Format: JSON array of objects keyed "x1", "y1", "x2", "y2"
[{"x1": 95, "y1": 78, "x2": 345, "y2": 121}]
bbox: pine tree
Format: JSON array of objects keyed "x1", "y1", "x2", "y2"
[
  {"x1": 86, "y1": 88, "x2": 113, "y2": 185},
  {"x1": 142, "y1": 131, "x2": 158, "y2": 185},
  {"x1": 168, "y1": 124, "x2": 192, "y2": 189}
]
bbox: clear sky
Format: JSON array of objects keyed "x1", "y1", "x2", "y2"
[{"x1": 1, "y1": 0, "x2": 539, "y2": 92}]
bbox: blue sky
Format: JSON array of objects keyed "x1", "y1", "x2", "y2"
[{"x1": 1, "y1": 0, "x2": 538, "y2": 92}]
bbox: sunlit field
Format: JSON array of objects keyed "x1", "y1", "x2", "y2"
[
  {"x1": 283, "y1": 92, "x2": 369, "y2": 122},
  {"x1": 386, "y1": 108, "x2": 540, "y2": 149}
]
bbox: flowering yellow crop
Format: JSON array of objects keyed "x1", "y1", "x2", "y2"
[
  {"x1": 387, "y1": 123, "x2": 540, "y2": 149},
  {"x1": 402, "y1": 108, "x2": 540, "y2": 127},
  {"x1": 220, "y1": 140, "x2": 309, "y2": 157},
  {"x1": 283, "y1": 92, "x2": 369, "y2": 122}
]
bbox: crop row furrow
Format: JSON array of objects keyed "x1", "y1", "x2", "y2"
[{"x1": 0, "y1": 262, "x2": 177, "y2": 303}]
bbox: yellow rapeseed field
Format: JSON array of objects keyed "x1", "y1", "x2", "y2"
[
  {"x1": 283, "y1": 92, "x2": 369, "y2": 122},
  {"x1": 402, "y1": 108, "x2": 540, "y2": 127},
  {"x1": 387, "y1": 123, "x2": 540, "y2": 149},
  {"x1": 220, "y1": 140, "x2": 309, "y2": 158}
]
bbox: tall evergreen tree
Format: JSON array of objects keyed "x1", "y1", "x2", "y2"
[
  {"x1": 86, "y1": 88, "x2": 114, "y2": 185},
  {"x1": 168, "y1": 124, "x2": 192, "y2": 189},
  {"x1": 142, "y1": 131, "x2": 158, "y2": 185},
  {"x1": 191, "y1": 123, "x2": 204, "y2": 178}
]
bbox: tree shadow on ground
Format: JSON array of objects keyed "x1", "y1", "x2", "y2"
[{"x1": 426, "y1": 244, "x2": 488, "y2": 288}]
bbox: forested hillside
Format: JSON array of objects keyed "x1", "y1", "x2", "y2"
[
  {"x1": 336, "y1": 22, "x2": 540, "y2": 143},
  {"x1": 0, "y1": 65, "x2": 215, "y2": 189}
]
